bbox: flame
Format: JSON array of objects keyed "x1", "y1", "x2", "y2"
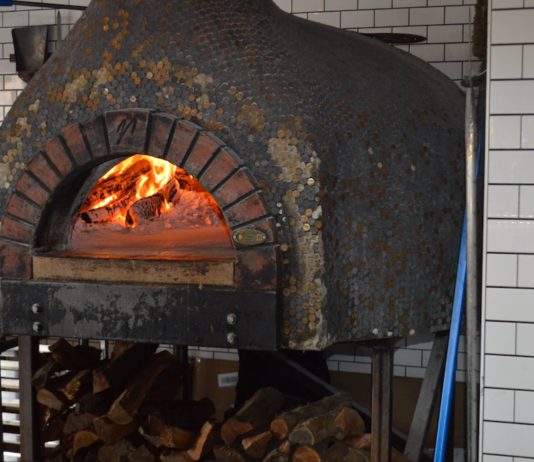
[{"x1": 80, "y1": 154, "x2": 212, "y2": 229}]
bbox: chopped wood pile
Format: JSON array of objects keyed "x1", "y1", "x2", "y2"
[{"x1": 37, "y1": 339, "x2": 408, "y2": 462}]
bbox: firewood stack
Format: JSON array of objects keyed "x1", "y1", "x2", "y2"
[{"x1": 35, "y1": 339, "x2": 404, "y2": 462}]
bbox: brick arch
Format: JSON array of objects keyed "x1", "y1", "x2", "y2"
[{"x1": 0, "y1": 109, "x2": 279, "y2": 291}]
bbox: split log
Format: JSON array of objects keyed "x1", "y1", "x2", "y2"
[
  {"x1": 186, "y1": 421, "x2": 219, "y2": 461},
  {"x1": 139, "y1": 414, "x2": 196, "y2": 449},
  {"x1": 32, "y1": 358, "x2": 66, "y2": 389},
  {"x1": 64, "y1": 412, "x2": 96, "y2": 436},
  {"x1": 60, "y1": 369, "x2": 92, "y2": 402},
  {"x1": 98, "y1": 439, "x2": 136, "y2": 462},
  {"x1": 77, "y1": 388, "x2": 121, "y2": 415},
  {"x1": 41, "y1": 407, "x2": 65, "y2": 442},
  {"x1": 139, "y1": 364, "x2": 183, "y2": 414},
  {"x1": 160, "y1": 452, "x2": 194, "y2": 462},
  {"x1": 288, "y1": 406, "x2": 364, "y2": 446},
  {"x1": 152, "y1": 398, "x2": 216, "y2": 432},
  {"x1": 263, "y1": 441, "x2": 291, "y2": 462},
  {"x1": 128, "y1": 445, "x2": 157, "y2": 462},
  {"x1": 271, "y1": 393, "x2": 353, "y2": 440},
  {"x1": 293, "y1": 442, "x2": 370, "y2": 462},
  {"x1": 107, "y1": 350, "x2": 181, "y2": 425},
  {"x1": 49, "y1": 338, "x2": 101, "y2": 370},
  {"x1": 93, "y1": 415, "x2": 138, "y2": 445},
  {"x1": 242, "y1": 431, "x2": 272, "y2": 458},
  {"x1": 37, "y1": 369, "x2": 93, "y2": 412},
  {"x1": 110, "y1": 341, "x2": 135, "y2": 362},
  {"x1": 221, "y1": 388, "x2": 285, "y2": 446},
  {"x1": 71, "y1": 430, "x2": 100, "y2": 459},
  {"x1": 93, "y1": 342, "x2": 158, "y2": 393},
  {"x1": 344, "y1": 434, "x2": 371, "y2": 451},
  {"x1": 213, "y1": 446, "x2": 246, "y2": 462},
  {"x1": 291, "y1": 444, "x2": 327, "y2": 462},
  {"x1": 36, "y1": 387, "x2": 69, "y2": 412}
]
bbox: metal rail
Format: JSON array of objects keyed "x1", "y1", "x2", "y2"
[{"x1": 1, "y1": 1, "x2": 86, "y2": 10}]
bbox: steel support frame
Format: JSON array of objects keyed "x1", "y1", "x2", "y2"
[
  {"x1": 18, "y1": 336, "x2": 41, "y2": 462},
  {"x1": 371, "y1": 343, "x2": 394, "y2": 462}
]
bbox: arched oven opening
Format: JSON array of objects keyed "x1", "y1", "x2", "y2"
[
  {"x1": 1, "y1": 110, "x2": 280, "y2": 350},
  {"x1": 35, "y1": 154, "x2": 236, "y2": 286}
]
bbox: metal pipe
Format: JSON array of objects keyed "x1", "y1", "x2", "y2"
[
  {"x1": 9, "y1": 1, "x2": 86, "y2": 10},
  {"x1": 434, "y1": 85, "x2": 483, "y2": 462},
  {"x1": 465, "y1": 85, "x2": 479, "y2": 462}
]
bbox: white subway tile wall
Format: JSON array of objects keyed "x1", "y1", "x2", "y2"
[
  {"x1": 0, "y1": 0, "x2": 477, "y2": 382},
  {"x1": 482, "y1": 0, "x2": 534, "y2": 459}
]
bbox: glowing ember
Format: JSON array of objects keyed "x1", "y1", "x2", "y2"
[{"x1": 71, "y1": 155, "x2": 233, "y2": 260}]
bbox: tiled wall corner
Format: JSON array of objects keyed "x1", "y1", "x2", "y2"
[{"x1": 481, "y1": 0, "x2": 534, "y2": 460}]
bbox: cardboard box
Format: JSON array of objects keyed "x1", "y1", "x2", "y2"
[{"x1": 191, "y1": 357, "x2": 239, "y2": 420}]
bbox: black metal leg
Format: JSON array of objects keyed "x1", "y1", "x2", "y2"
[
  {"x1": 405, "y1": 333, "x2": 448, "y2": 462},
  {"x1": 0, "y1": 338, "x2": 4, "y2": 462},
  {"x1": 18, "y1": 336, "x2": 41, "y2": 462},
  {"x1": 173, "y1": 345, "x2": 189, "y2": 400},
  {"x1": 371, "y1": 343, "x2": 393, "y2": 462}
]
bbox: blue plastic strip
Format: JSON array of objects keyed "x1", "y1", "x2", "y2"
[
  {"x1": 434, "y1": 133, "x2": 483, "y2": 462},
  {"x1": 0, "y1": 0, "x2": 14, "y2": 5},
  {"x1": 434, "y1": 213, "x2": 467, "y2": 462}
]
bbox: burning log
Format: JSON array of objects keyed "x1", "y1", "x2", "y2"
[
  {"x1": 221, "y1": 387, "x2": 285, "y2": 446},
  {"x1": 93, "y1": 342, "x2": 158, "y2": 393},
  {"x1": 126, "y1": 193, "x2": 166, "y2": 227}
]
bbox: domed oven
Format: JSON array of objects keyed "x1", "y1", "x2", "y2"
[{"x1": 0, "y1": 0, "x2": 464, "y2": 354}]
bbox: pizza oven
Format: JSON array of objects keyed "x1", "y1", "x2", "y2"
[{"x1": 0, "y1": 0, "x2": 465, "y2": 351}]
